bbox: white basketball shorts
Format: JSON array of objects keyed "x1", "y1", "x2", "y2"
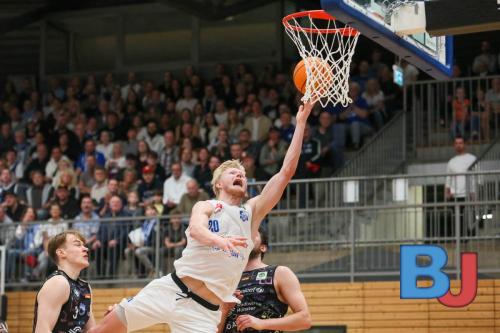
[{"x1": 118, "y1": 274, "x2": 222, "y2": 333}]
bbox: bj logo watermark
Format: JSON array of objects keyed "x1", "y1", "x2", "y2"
[{"x1": 400, "y1": 245, "x2": 478, "y2": 307}]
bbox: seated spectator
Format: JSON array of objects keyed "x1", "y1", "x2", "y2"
[
  {"x1": 450, "y1": 87, "x2": 472, "y2": 139},
  {"x1": 159, "y1": 130, "x2": 179, "y2": 179},
  {"x1": 314, "y1": 112, "x2": 344, "y2": 174},
  {"x1": 45, "y1": 146, "x2": 67, "y2": 182},
  {"x1": 214, "y1": 99, "x2": 228, "y2": 126},
  {"x1": 125, "y1": 204, "x2": 159, "y2": 278},
  {"x1": 230, "y1": 143, "x2": 244, "y2": 161},
  {"x1": 23, "y1": 143, "x2": 49, "y2": 182},
  {"x1": 58, "y1": 132, "x2": 80, "y2": 162},
  {"x1": 237, "y1": 128, "x2": 260, "y2": 158},
  {"x1": 51, "y1": 185, "x2": 79, "y2": 219},
  {"x1": 0, "y1": 123, "x2": 14, "y2": 155},
  {"x1": 163, "y1": 209, "x2": 187, "y2": 270},
  {"x1": 22, "y1": 170, "x2": 53, "y2": 219},
  {"x1": 105, "y1": 143, "x2": 127, "y2": 178},
  {"x1": 4, "y1": 148, "x2": 24, "y2": 180},
  {"x1": 94, "y1": 195, "x2": 130, "y2": 277},
  {"x1": 177, "y1": 179, "x2": 209, "y2": 215},
  {"x1": 352, "y1": 60, "x2": 373, "y2": 90},
  {"x1": 51, "y1": 156, "x2": 76, "y2": 186},
  {"x1": 339, "y1": 82, "x2": 374, "y2": 149},
  {"x1": 362, "y1": 78, "x2": 386, "y2": 130},
  {"x1": 199, "y1": 112, "x2": 219, "y2": 145},
  {"x1": 180, "y1": 148, "x2": 196, "y2": 178},
  {"x1": 90, "y1": 166, "x2": 108, "y2": 203},
  {"x1": 33, "y1": 202, "x2": 69, "y2": 278},
  {"x1": 472, "y1": 41, "x2": 497, "y2": 76},
  {"x1": 123, "y1": 191, "x2": 144, "y2": 218},
  {"x1": 3, "y1": 192, "x2": 27, "y2": 222},
  {"x1": 140, "y1": 120, "x2": 163, "y2": 154},
  {"x1": 73, "y1": 195, "x2": 100, "y2": 249},
  {"x1": 209, "y1": 129, "x2": 231, "y2": 161},
  {"x1": 259, "y1": 127, "x2": 287, "y2": 179},
  {"x1": 76, "y1": 138, "x2": 105, "y2": 172},
  {"x1": 296, "y1": 124, "x2": 322, "y2": 179},
  {"x1": 8, "y1": 207, "x2": 40, "y2": 281},
  {"x1": 179, "y1": 123, "x2": 203, "y2": 149},
  {"x1": 202, "y1": 85, "x2": 217, "y2": 113},
  {"x1": 227, "y1": 108, "x2": 244, "y2": 142},
  {"x1": 0, "y1": 169, "x2": 22, "y2": 202},
  {"x1": 138, "y1": 165, "x2": 163, "y2": 203},
  {"x1": 78, "y1": 154, "x2": 97, "y2": 195},
  {"x1": 121, "y1": 71, "x2": 142, "y2": 102},
  {"x1": 244, "y1": 100, "x2": 272, "y2": 143},
  {"x1": 193, "y1": 148, "x2": 213, "y2": 196},
  {"x1": 176, "y1": 85, "x2": 198, "y2": 113},
  {"x1": 162, "y1": 163, "x2": 191, "y2": 212},
  {"x1": 122, "y1": 127, "x2": 138, "y2": 156},
  {"x1": 137, "y1": 139, "x2": 151, "y2": 167},
  {"x1": 97, "y1": 130, "x2": 114, "y2": 161},
  {"x1": 13, "y1": 129, "x2": 30, "y2": 164},
  {"x1": 277, "y1": 111, "x2": 295, "y2": 144},
  {"x1": 120, "y1": 167, "x2": 139, "y2": 194},
  {"x1": 0, "y1": 206, "x2": 14, "y2": 246},
  {"x1": 144, "y1": 151, "x2": 166, "y2": 181},
  {"x1": 98, "y1": 178, "x2": 125, "y2": 216}
]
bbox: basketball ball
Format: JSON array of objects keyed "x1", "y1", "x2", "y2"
[{"x1": 293, "y1": 57, "x2": 333, "y2": 95}]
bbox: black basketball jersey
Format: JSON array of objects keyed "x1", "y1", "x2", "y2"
[
  {"x1": 224, "y1": 265, "x2": 289, "y2": 333},
  {"x1": 33, "y1": 270, "x2": 92, "y2": 333}
]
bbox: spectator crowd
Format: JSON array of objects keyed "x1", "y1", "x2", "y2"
[{"x1": 0, "y1": 51, "x2": 405, "y2": 281}]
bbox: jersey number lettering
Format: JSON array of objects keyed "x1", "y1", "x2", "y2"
[{"x1": 208, "y1": 219, "x2": 220, "y2": 232}]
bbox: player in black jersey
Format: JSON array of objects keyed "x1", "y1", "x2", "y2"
[
  {"x1": 219, "y1": 228, "x2": 311, "y2": 333},
  {"x1": 33, "y1": 230, "x2": 95, "y2": 333}
]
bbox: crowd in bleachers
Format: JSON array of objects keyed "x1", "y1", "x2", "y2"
[{"x1": 0, "y1": 50, "x2": 405, "y2": 280}]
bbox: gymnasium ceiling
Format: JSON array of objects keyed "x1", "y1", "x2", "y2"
[{"x1": 0, "y1": 0, "x2": 277, "y2": 36}]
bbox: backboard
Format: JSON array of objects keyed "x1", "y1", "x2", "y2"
[{"x1": 321, "y1": 0, "x2": 454, "y2": 79}]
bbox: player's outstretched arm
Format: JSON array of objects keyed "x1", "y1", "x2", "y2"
[
  {"x1": 235, "y1": 266, "x2": 311, "y2": 332},
  {"x1": 189, "y1": 201, "x2": 248, "y2": 252},
  {"x1": 248, "y1": 100, "x2": 315, "y2": 230},
  {"x1": 34, "y1": 275, "x2": 70, "y2": 333}
]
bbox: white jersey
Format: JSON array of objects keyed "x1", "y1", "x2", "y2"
[{"x1": 174, "y1": 200, "x2": 254, "y2": 303}]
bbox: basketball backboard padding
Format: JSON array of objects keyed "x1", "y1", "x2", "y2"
[
  {"x1": 321, "y1": 0, "x2": 453, "y2": 79},
  {"x1": 425, "y1": 0, "x2": 500, "y2": 36}
]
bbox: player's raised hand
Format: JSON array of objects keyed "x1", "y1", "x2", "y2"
[{"x1": 296, "y1": 100, "x2": 316, "y2": 124}]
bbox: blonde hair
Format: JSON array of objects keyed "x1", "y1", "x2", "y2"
[{"x1": 211, "y1": 159, "x2": 245, "y2": 197}]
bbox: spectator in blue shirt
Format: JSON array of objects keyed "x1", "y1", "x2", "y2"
[
  {"x1": 76, "y1": 138, "x2": 106, "y2": 172},
  {"x1": 339, "y1": 82, "x2": 374, "y2": 149}
]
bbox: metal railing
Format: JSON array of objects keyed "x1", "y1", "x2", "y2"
[
  {"x1": 1, "y1": 171, "x2": 500, "y2": 286},
  {"x1": 406, "y1": 75, "x2": 500, "y2": 159},
  {"x1": 470, "y1": 136, "x2": 500, "y2": 172},
  {"x1": 336, "y1": 111, "x2": 406, "y2": 177}
]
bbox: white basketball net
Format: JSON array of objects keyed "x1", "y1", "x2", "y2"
[{"x1": 283, "y1": 11, "x2": 360, "y2": 107}]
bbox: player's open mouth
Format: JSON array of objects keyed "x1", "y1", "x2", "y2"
[{"x1": 233, "y1": 179, "x2": 243, "y2": 187}]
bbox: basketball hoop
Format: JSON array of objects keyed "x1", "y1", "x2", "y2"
[{"x1": 283, "y1": 10, "x2": 360, "y2": 107}]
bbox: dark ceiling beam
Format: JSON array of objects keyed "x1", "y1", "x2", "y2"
[
  {"x1": 0, "y1": 5, "x2": 52, "y2": 35},
  {"x1": 158, "y1": 0, "x2": 277, "y2": 20}
]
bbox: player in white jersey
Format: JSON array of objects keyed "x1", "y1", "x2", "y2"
[{"x1": 89, "y1": 100, "x2": 315, "y2": 333}]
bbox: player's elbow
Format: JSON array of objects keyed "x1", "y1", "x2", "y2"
[
  {"x1": 297, "y1": 310, "x2": 312, "y2": 330},
  {"x1": 280, "y1": 164, "x2": 296, "y2": 180}
]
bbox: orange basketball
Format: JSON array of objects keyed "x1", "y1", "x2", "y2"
[{"x1": 293, "y1": 57, "x2": 333, "y2": 95}]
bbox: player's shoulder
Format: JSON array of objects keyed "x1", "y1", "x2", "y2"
[
  {"x1": 192, "y1": 200, "x2": 215, "y2": 214},
  {"x1": 38, "y1": 274, "x2": 71, "y2": 301}
]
